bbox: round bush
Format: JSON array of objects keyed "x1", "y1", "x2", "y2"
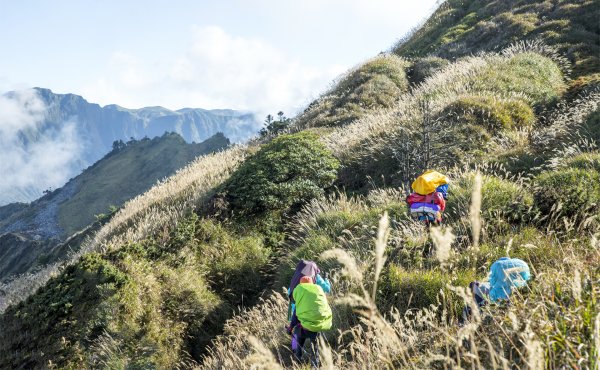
[
  {"x1": 472, "y1": 52, "x2": 566, "y2": 106},
  {"x1": 441, "y1": 94, "x2": 535, "y2": 132},
  {"x1": 336, "y1": 54, "x2": 409, "y2": 94},
  {"x1": 223, "y1": 132, "x2": 340, "y2": 215},
  {"x1": 533, "y1": 168, "x2": 600, "y2": 220}
]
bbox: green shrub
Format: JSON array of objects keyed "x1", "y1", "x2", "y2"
[
  {"x1": 0, "y1": 253, "x2": 127, "y2": 369},
  {"x1": 563, "y1": 152, "x2": 600, "y2": 172},
  {"x1": 0, "y1": 210, "x2": 272, "y2": 368},
  {"x1": 223, "y1": 132, "x2": 340, "y2": 216},
  {"x1": 336, "y1": 55, "x2": 409, "y2": 94},
  {"x1": 454, "y1": 226, "x2": 571, "y2": 272},
  {"x1": 440, "y1": 94, "x2": 535, "y2": 132},
  {"x1": 533, "y1": 168, "x2": 600, "y2": 220},
  {"x1": 193, "y1": 218, "x2": 271, "y2": 305},
  {"x1": 394, "y1": 1, "x2": 597, "y2": 79},
  {"x1": 470, "y1": 53, "x2": 565, "y2": 106}
]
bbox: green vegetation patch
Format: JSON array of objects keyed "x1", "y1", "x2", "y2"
[
  {"x1": 470, "y1": 53, "x2": 565, "y2": 106},
  {"x1": 393, "y1": 0, "x2": 599, "y2": 79},
  {"x1": 193, "y1": 218, "x2": 271, "y2": 306},
  {"x1": 441, "y1": 94, "x2": 536, "y2": 132},
  {"x1": 563, "y1": 152, "x2": 600, "y2": 172},
  {"x1": 222, "y1": 132, "x2": 340, "y2": 217},
  {"x1": 0, "y1": 253, "x2": 128, "y2": 369},
  {"x1": 0, "y1": 211, "x2": 272, "y2": 368},
  {"x1": 533, "y1": 167, "x2": 600, "y2": 222},
  {"x1": 378, "y1": 264, "x2": 475, "y2": 318}
]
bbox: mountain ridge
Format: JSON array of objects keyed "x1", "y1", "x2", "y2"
[
  {"x1": 1, "y1": 87, "x2": 259, "y2": 205},
  {"x1": 0, "y1": 131, "x2": 229, "y2": 282}
]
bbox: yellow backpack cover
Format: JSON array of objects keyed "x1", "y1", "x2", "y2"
[{"x1": 411, "y1": 170, "x2": 449, "y2": 195}]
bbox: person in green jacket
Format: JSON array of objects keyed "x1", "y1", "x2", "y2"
[{"x1": 286, "y1": 275, "x2": 332, "y2": 363}]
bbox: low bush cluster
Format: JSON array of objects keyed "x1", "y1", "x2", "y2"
[
  {"x1": 222, "y1": 132, "x2": 340, "y2": 218},
  {"x1": 469, "y1": 52, "x2": 565, "y2": 106},
  {"x1": 446, "y1": 173, "x2": 534, "y2": 234},
  {"x1": 440, "y1": 94, "x2": 535, "y2": 132}
]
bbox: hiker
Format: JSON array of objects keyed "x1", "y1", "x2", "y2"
[
  {"x1": 462, "y1": 257, "x2": 531, "y2": 321},
  {"x1": 406, "y1": 170, "x2": 449, "y2": 225},
  {"x1": 286, "y1": 275, "x2": 332, "y2": 364},
  {"x1": 287, "y1": 260, "x2": 331, "y2": 323}
]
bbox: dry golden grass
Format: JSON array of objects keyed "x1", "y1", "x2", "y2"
[
  {"x1": 198, "y1": 179, "x2": 599, "y2": 369},
  {"x1": 87, "y1": 146, "x2": 247, "y2": 251}
]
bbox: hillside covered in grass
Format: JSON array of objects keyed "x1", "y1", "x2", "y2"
[
  {"x1": 0, "y1": 132, "x2": 229, "y2": 281},
  {"x1": 0, "y1": 0, "x2": 598, "y2": 369}
]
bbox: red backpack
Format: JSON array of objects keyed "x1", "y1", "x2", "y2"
[{"x1": 406, "y1": 192, "x2": 446, "y2": 211}]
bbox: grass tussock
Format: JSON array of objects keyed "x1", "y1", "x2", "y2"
[{"x1": 294, "y1": 55, "x2": 410, "y2": 130}]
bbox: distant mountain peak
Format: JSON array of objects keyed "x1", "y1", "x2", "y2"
[{"x1": 1, "y1": 88, "x2": 260, "y2": 205}]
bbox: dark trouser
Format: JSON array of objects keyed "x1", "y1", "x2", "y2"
[
  {"x1": 292, "y1": 326, "x2": 319, "y2": 363},
  {"x1": 461, "y1": 281, "x2": 490, "y2": 323}
]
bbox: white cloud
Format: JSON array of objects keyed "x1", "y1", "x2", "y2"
[
  {"x1": 0, "y1": 89, "x2": 82, "y2": 204},
  {"x1": 82, "y1": 25, "x2": 346, "y2": 117}
]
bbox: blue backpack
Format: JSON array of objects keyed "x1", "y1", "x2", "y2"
[{"x1": 436, "y1": 184, "x2": 449, "y2": 200}]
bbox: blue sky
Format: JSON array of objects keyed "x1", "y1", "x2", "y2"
[{"x1": 0, "y1": 0, "x2": 439, "y2": 115}]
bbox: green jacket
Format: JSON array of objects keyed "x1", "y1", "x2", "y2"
[{"x1": 293, "y1": 283, "x2": 332, "y2": 332}]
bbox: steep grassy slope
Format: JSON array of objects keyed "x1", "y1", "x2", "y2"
[
  {"x1": 0, "y1": 1, "x2": 598, "y2": 369},
  {"x1": 394, "y1": 0, "x2": 599, "y2": 78},
  {"x1": 0, "y1": 215, "x2": 271, "y2": 368},
  {"x1": 58, "y1": 132, "x2": 229, "y2": 236}
]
